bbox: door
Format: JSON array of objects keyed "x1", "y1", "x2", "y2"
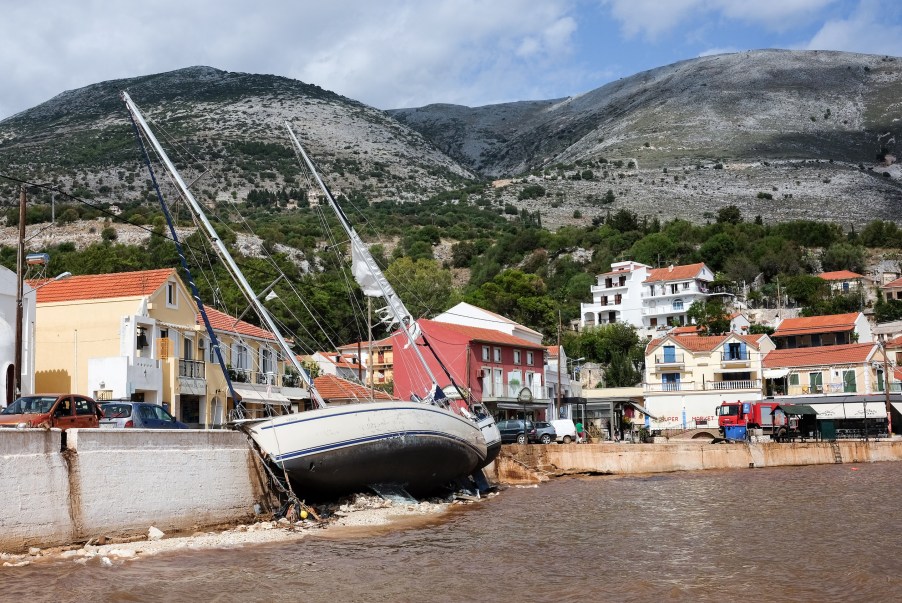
[
  {"x1": 808, "y1": 372, "x2": 823, "y2": 394},
  {"x1": 662, "y1": 373, "x2": 680, "y2": 391},
  {"x1": 51, "y1": 396, "x2": 77, "y2": 430},
  {"x1": 663, "y1": 345, "x2": 676, "y2": 363},
  {"x1": 73, "y1": 396, "x2": 98, "y2": 428},
  {"x1": 842, "y1": 370, "x2": 857, "y2": 393}
]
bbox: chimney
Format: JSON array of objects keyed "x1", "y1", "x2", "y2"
[{"x1": 669, "y1": 265, "x2": 674, "y2": 272}]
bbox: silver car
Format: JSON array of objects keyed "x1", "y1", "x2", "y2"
[
  {"x1": 99, "y1": 402, "x2": 188, "y2": 429},
  {"x1": 533, "y1": 421, "x2": 557, "y2": 445}
]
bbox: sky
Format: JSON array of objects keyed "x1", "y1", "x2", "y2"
[{"x1": 2, "y1": 0, "x2": 902, "y2": 121}]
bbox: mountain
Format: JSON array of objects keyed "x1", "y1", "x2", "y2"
[
  {"x1": 0, "y1": 66, "x2": 474, "y2": 213},
  {"x1": 2, "y1": 51, "x2": 902, "y2": 230},
  {"x1": 389, "y1": 49, "x2": 902, "y2": 225}
]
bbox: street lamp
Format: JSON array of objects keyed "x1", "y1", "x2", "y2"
[{"x1": 571, "y1": 357, "x2": 585, "y2": 381}]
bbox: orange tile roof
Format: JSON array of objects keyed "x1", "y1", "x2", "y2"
[
  {"x1": 313, "y1": 374, "x2": 396, "y2": 401},
  {"x1": 421, "y1": 319, "x2": 544, "y2": 349},
  {"x1": 337, "y1": 337, "x2": 393, "y2": 351},
  {"x1": 644, "y1": 262, "x2": 707, "y2": 283},
  {"x1": 887, "y1": 334, "x2": 902, "y2": 348},
  {"x1": 670, "y1": 325, "x2": 702, "y2": 336},
  {"x1": 33, "y1": 268, "x2": 176, "y2": 303},
  {"x1": 772, "y1": 313, "x2": 859, "y2": 337},
  {"x1": 547, "y1": 345, "x2": 560, "y2": 357},
  {"x1": 646, "y1": 333, "x2": 764, "y2": 355},
  {"x1": 200, "y1": 307, "x2": 276, "y2": 341},
  {"x1": 882, "y1": 277, "x2": 902, "y2": 288},
  {"x1": 762, "y1": 343, "x2": 876, "y2": 368},
  {"x1": 818, "y1": 270, "x2": 864, "y2": 281}
]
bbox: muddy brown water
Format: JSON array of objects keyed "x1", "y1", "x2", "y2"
[{"x1": 3, "y1": 462, "x2": 900, "y2": 603}]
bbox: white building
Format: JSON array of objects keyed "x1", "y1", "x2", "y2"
[
  {"x1": 434, "y1": 302, "x2": 544, "y2": 345},
  {"x1": 581, "y1": 261, "x2": 714, "y2": 336},
  {"x1": 0, "y1": 266, "x2": 36, "y2": 405}
]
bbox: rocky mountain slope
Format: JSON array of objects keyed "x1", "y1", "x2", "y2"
[
  {"x1": 1, "y1": 51, "x2": 901, "y2": 230},
  {"x1": 0, "y1": 67, "x2": 473, "y2": 213},
  {"x1": 390, "y1": 50, "x2": 902, "y2": 225}
]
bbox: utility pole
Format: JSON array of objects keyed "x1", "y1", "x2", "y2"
[
  {"x1": 13, "y1": 186, "x2": 26, "y2": 401},
  {"x1": 556, "y1": 311, "x2": 562, "y2": 419},
  {"x1": 880, "y1": 335, "x2": 893, "y2": 437}
]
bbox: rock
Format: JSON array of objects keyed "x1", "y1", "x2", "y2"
[
  {"x1": 28, "y1": 547, "x2": 40, "y2": 556},
  {"x1": 148, "y1": 526, "x2": 165, "y2": 541},
  {"x1": 101, "y1": 556, "x2": 113, "y2": 567},
  {"x1": 108, "y1": 548, "x2": 135, "y2": 558}
]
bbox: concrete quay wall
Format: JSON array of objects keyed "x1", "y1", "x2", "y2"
[
  {"x1": 0, "y1": 429, "x2": 267, "y2": 553},
  {"x1": 491, "y1": 440, "x2": 902, "y2": 484}
]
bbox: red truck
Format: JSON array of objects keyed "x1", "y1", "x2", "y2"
[{"x1": 715, "y1": 400, "x2": 781, "y2": 435}]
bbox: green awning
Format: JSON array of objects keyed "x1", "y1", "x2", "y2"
[{"x1": 773, "y1": 404, "x2": 818, "y2": 416}]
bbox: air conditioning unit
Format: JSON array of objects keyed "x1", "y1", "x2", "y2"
[{"x1": 197, "y1": 339, "x2": 206, "y2": 349}]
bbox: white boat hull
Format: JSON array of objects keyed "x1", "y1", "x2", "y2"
[{"x1": 245, "y1": 401, "x2": 488, "y2": 497}]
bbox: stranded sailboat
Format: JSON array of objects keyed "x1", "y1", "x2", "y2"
[{"x1": 123, "y1": 92, "x2": 500, "y2": 497}]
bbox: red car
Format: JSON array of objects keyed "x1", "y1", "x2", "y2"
[{"x1": 0, "y1": 394, "x2": 103, "y2": 430}]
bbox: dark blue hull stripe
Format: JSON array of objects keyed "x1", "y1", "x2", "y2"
[{"x1": 273, "y1": 429, "x2": 485, "y2": 462}]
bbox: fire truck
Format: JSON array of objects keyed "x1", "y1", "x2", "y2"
[{"x1": 715, "y1": 400, "x2": 782, "y2": 435}]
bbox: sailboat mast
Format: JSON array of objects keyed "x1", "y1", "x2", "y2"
[
  {"x1": 284, "y1": 124, "x2": 441, "y2": 397},
  {"x1": 122, "y1": 92, "x2": 326, "y2": 408}
]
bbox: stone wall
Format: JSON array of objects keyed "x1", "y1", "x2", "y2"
[
  {"x1": 0, "y1": 429, "x2": 268, "y2": 553},
  {"x1": 490, "y1": 440, "x2": 902, "y2": 484}
]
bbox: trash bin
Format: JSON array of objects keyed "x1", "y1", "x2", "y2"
[{"x1": 724, "y1": 425, "x2": 748, "y2": 441}]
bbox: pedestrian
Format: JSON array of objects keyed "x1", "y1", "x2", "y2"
[{"x1": 575, "y1": 421, "x2": 584, "y2": 443}]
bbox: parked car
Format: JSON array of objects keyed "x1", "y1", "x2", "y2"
[
  {"x1": 550, "y1": 419, "x2": 578, "y2": 444},
  {"x1": 497, "y1": 419, "x2": 537, "y2": 444},
  {"x1": 0, "y1": 394, "x2": 103, "y2": 430},
  {"x1": 533, "y1": 421, "x2": 557, "y2": 444},
  {"x1": 99, "y1": 402, "x2": 188, "y2": 429}
]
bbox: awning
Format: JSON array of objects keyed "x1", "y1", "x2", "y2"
[
  {"x1": 496, "y1": 401, "x2": 549, "y2": 410},
  {"x1": 763, "y1": 369, "x2": 790, "y2": 379},
  {"x1": 232, "y1": 385, "x2": 290, "y2": 405},
  {"x1": 624, "y1": 401, "x2": 658, "y2": 420}
]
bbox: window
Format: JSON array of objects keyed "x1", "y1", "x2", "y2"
[
  {"x1": 683, "y1": 282, "x2": 690, "y2": 290},
  {"x1": 183, "y1": 337, "x2": 193, "y2": 361},
  {"x1": 672, "y1": 298, "x2": 683, "y2": 311},
  {"x1": 663, "y1": 345, "x2": 676, "y2": 362},
  {"x1": 842, "y1": 370, "x2": 857, "y2": 393},
  {"x1": 166, "y1": 282, "x2": 177, "y2": 307},
  {"x1": 75, "y1": 397, "x2": 93, "y2": 416},
  {"x1": 482, "y1": 346, "x2": 490, "y2": 361},
  {"x1": 261, "y1": 348, "x2": 274, "y2": 374},
  {"x1": 526, "y1": 351, "x2": 534, "y2": 366},
  {"x1": 648, "y1": 286, "x2": 656, "y2": 297},
  {"x1": 513, "y1": 350, "x2": 521, "y2": 364},
  {"x1": 789, "y1": 373, "x2": 799, "y2": 386},
  {"x1": 493, "y1": 347, "x2": 502, "y2": 363},
  {"x1": 808, "y1": 372, "x2": 823, "y2": 393},
  {"x1": 662, "y1": 373, "x2": 680, "y2": 391},
  {"x1": 209, "y1": 339, "x2": 218, "y2": 363},
  {"x1": 233, "y1": 343, "x2": 249, "y2": 370},
  {"x1": 671, "y1": 284, "x2": 679, "y2": 294},
  {"x1": 650, "y1": 318, "x2": 657, "y2": 327}
]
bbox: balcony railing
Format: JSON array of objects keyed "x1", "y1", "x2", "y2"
[
  {"x1": 709, "y1": 379, "x2": 761, "y2": 390},
  {"x1": 721, "y1": 351, "x2": 750, "y2": 361},
  {"x1": 179, "y1": 359, "x2": 205, "y2": 379},
  {"x1": 788, "y1": 383, "x2": 854, "y2": 395},
  {"x1": 655, "y1": 353, "x2": 684, "y2": 364},
  {"x1": 645, "y1": 380, "x2": 761, "y2": 392}
]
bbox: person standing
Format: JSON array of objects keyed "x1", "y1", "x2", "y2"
[{"x1": 576, "y1": 421, "x2": 585, "y2": 443}]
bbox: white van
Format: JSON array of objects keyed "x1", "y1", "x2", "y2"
[{"x1": 550, "y1": 419, "x2": 578, "y2": 444}]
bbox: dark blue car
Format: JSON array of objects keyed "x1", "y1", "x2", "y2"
[{"x1": 99, "y1": 402, "x2": 189, "y2": 429}]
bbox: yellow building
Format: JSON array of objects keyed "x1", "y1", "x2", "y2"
[{"x1": 34, "y1": 268, "x2": 300, "y2": 427}]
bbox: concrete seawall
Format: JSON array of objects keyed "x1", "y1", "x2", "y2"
[
  {"x1": 489, "y1": 440, "x2": 902, "y2": 484},
  {"x1": 0, "y1": 429, "x2": 267, "y2": 553}
]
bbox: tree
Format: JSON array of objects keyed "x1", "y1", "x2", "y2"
[
  {"x1": 783, "y1": 274, "x2": 828, "y2": 307},
  {"x1": 686, "y1": 298, "x2": 730, "y2": 334},
  {"x1": 820, "y1": 243, "x2": 866, "y2": 273},
  {"x1": 716, "y1": 205, "x2": 743, "y2": 224},
  {"x1": 384, "y1": 257, "x2": 453, "y2": 319}
]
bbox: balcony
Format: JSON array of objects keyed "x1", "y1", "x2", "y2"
[
  {"x1": 655, "y1": 353, "x2": 684, "y2": 367},
  {"x1": 179, "y1": 359, "x2": 206, "y2": 379},
  {"x1": 645, "y1": 379, "x2": 761, "y2": 392},
  {"x1": 709, "y1": 379, "x2": 761, "y2": 390},
  {"x1": 720, "y1": 351, "x2": 751, "y2": 368}
]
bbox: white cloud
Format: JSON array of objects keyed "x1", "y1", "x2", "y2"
[
  {"x1": 602, "y1": 0, "x2": 839, "y2": 39},
  {"x1": 0, "y1": 0, "x2": 585, "y2": 119},
  {"x1": 698, "y1": 46, "x2": 740, "y2": 57},
  {"x1": 805, "y1": 2, "x2": 902, "y2": 56}
]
